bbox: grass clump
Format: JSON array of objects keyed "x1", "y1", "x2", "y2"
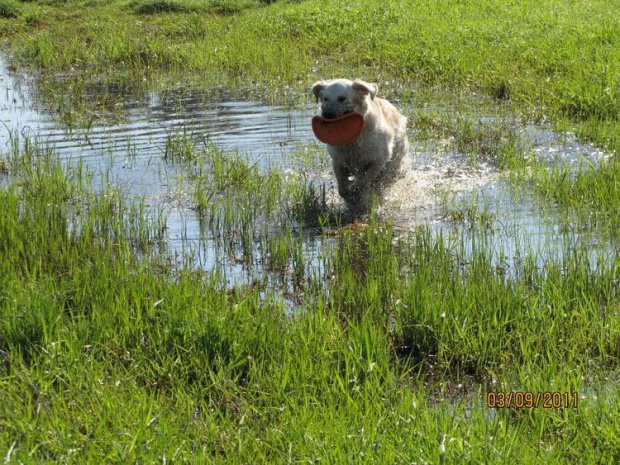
[
  {"x1": 127, "y1": 0, "x2": 267, "y2": 15},
  {"x1": 0, "y1": 0, "x2": 19, "y2": 18},
  {"x1": 530, "y1": 157, "x2": 620, "y2": 236},
  {"x1": 413, "y1": 110, "x2": 531, "y2": 170},
  {"x1": 130, "y1": 0, "x2": 200, "y2": 15}
]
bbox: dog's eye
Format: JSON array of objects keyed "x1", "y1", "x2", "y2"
[{"x1": 338, "y1": 96, "x2": 346, "y2": 102}]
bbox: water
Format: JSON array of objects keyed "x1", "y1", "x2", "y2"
[
  {"x1": 0, "y1": 54, "x2": 614, "y2": 293},
  {"x1": 0, "y1": 58, "x2": 311, "y2": 196}
]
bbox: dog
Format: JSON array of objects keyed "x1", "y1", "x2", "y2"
[{"x1": 312, "y1": 78, "x2": 409, "y2": 213}]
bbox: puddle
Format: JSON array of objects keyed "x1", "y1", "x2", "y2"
[{"x1": 0, "y1": 54, "x2": 616, "y2": 293}]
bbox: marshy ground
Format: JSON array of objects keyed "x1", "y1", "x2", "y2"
[{"x1": 1, "y1": 0, "x2": 619, "y2": 462}]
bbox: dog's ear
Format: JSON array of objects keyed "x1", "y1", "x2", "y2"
[
  {"x1": 312, "y1": 81, "x2": 328, "y2": 102},
  {"x1": 352, "y1": 80, "x2": 378, "y2": 100}
]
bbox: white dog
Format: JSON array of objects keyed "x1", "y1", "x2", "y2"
[{"x1": 312, "y1": 78, "x2": 409, "y2": 213}]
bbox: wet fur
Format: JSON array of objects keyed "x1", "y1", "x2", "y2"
[{"x1": 312, "y1": 78, "x2": 409, "y2": 214}]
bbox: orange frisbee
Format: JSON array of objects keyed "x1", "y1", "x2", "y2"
[{"x1": 312, "y1": 112, "x2": 364, "y2": 146}]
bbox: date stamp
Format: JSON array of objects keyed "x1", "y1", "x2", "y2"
[{"x1": 486, "y1": 391, "x2": 578, "y2": 409}]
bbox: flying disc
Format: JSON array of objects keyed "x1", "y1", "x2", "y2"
[{"x1": 312, "y1": 112, "x2": 364, "y2": 146}]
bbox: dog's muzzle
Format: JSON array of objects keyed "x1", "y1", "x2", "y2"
[
  {"x1": 321, "y1": 102, "x2": 353, "y2": 119},
  {"x1": 321, "y1": 110, "x2": 339, "y2": 120}
]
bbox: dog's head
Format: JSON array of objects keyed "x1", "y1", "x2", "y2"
[{"x1": 312, "y1": 79, "x2": 378, "y2": 119}]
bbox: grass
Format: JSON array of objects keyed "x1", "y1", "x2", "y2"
[
  {"x1": 0, "y1": 0, "x2": 617, "y2": 141},
  {"x1": 413, "y1": 109, "x2": 530, "y2": 170},
  {"x1": 130, "y1": 0, "x2": 202, "y2": 15},
  {"x1": 126, "y1": 0, "x2": 264, "y2": 16},
  {"x1": 0, "y1": 0, "x2": 19, "y2": 19},
  {"x1": 1, "y1": 132, "x2": 620, "y2": 461},
  {"x1": 528, "y1": 156, "x2": 620, "y2": 237},
  {"x1": 1, "y1": 0, "x2": 620, "y2": 460}
]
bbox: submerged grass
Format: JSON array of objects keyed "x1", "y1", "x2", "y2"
[
  {"x1": 529, "y1": 157, "x2": 620, "y2": 237},
  {"x1": 413, "y1": 108, "x2": 531, "y2": 170},
  {"x1": 1, "y1": 135, "x2": 620, "y2": 461}
]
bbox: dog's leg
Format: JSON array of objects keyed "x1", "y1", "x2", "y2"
[
  {"x1": 350, "y1": 152, "x2": 390, "y2": 194},
  {"x1": 333, "y1": 160, "x2": 379, "y2": 213},
  {"x1": 332, "y1": 161, "x2": 371, "y2": 212},
  {"x1": 378, "y1": 135, "x2": 409, "y2": 188},
  {"x1": 332, "y1": 161, "x2": 354, "y2": 200}
]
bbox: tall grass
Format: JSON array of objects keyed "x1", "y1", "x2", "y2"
[
  {"x1": 527, "y1": 157, "x2": 620, "y2": 237},
  {"x1": 1, "y1": 135, "x2": 620, "y2": 461}
]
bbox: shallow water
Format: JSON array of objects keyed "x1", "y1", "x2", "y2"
[{"x1": 0, "y1": 55, "x2": 615, "y2": 293}]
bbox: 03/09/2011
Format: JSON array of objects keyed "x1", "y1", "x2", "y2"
[{"x1": 486, "y1": 391, "x2": 578, "y2": 409}]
